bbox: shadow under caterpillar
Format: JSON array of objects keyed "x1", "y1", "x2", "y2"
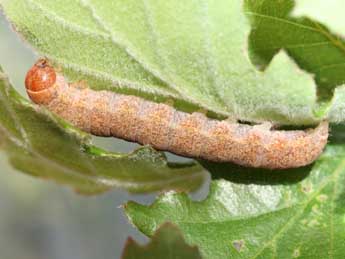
[{"x1": 25, "y1": 59, "x2": 328, "y2": 169}]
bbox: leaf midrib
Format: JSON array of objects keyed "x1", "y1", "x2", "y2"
[
  {"x1": 76, "y1": 0, "x2": 181, "y2": 95},
  {"x1": 81, "y1": 0, "x2": 231, "y2": 116},
  {"x1": 251, "y1": 158, "x2": 344, "y2": 259}
]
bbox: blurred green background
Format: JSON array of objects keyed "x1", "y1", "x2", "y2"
[{"x1": 0, "y1": 12, "x2": 209, "y2": 259}]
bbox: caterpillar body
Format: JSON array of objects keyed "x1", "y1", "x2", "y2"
[{"x1": 25, "y1": 59, "x2": 328, "y2": 169}]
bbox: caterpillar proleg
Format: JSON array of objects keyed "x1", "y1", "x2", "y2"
[{"x1": 25, "y1": 59, "x2": 328, "y2": 169}]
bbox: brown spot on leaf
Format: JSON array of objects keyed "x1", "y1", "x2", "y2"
[
  {"x1": 232, "y1": 239, "x2": 245, "y2": 252},
  {"x1": 301, "y1": 183, "x2": 313, "y2": 194}
]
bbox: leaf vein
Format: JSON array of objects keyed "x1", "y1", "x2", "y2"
[
  {"x1": 250, "y1": 158, "x2": 345, "y2": 259},
  {"x1": 245, "y1": 12, "x2": 320, "y2": 32},
  {"x1": 79, "y1": 0, "x2": 181, "y2": 95}
]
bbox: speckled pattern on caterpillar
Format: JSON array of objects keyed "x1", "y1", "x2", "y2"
[{"x1": 25, "y1": 59, "x2": 329, "y2": 169}]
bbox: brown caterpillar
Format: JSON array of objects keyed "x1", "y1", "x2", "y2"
[{"x1": 25, "y1": 59, "x2": 328, "y2": 169}]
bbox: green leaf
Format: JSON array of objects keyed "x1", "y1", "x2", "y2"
[
  {"x1": 125, "y1": 144, "x2": 345, "y2": 258},
  {"x1": 121, "y1": 223, "x2": 202, "y2": 259},
  {"x1": 245, "y1": 0, "x2": 345, "y2": 119},
  {"x1": 1, "y1": 0, "x2": 340, "y2": 125},
  {"x1": 0, "y1": 66, "x2": 205, "y2": 194}
]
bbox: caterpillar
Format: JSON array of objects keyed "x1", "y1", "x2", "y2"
[{"x1": 25, "y1": 59, "x2": 328, "y2": 169}]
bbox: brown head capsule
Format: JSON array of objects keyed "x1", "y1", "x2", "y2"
[{"x1": 25, "y1": 59, "x2": 57, "y2": 104}]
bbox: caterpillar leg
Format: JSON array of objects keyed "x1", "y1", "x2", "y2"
[
  {"x1": 225, "y1": 116, "x2": 237, "y2": 123},
  {"x1": 163, "y1": 98, "x2": 175, "y2": 107},
  {"x1": 254, "y1": 121, "x2": 273, "y2": 131}
]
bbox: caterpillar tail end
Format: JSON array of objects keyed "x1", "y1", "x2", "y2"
[{"x1": 268, "y1": 120, "x2": 329, "y2": 169}]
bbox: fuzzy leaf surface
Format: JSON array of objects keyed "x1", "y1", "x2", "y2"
[{"x1": 3, "y1": 0, "x2": 345, "y2": 124}]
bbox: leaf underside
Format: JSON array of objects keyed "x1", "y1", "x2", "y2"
[
  {"x1": 1, "y1": 0, "x2": 345, "y2": 125},
  {"x1": 0, "y1": 67, "x2": 205, "y2": 194}
]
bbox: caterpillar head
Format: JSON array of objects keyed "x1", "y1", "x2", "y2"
[{"x1": 25, "y1": 59, "x2": 57, "y2": 104}]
